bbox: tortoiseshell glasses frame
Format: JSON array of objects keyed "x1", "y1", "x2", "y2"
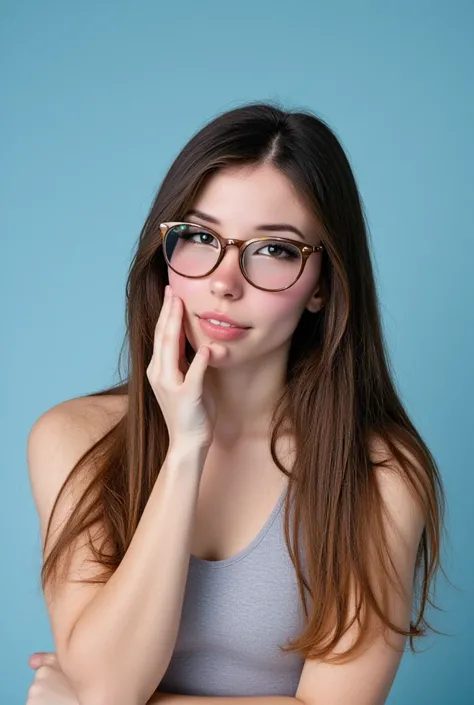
[{"x1": 159, "y1": 221, "x2": 325, "y2": 293}]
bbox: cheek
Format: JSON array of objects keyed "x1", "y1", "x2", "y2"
[
  {"x1": 256, "y1": 288, "x2": 308, "y2": 338},
  {"x1": 263, "y1": 294, "x2": 299, "y2": 323},
  {"x1": 167, "y1": 270, "x2": 194, "y2": 301},
  {"x1": 264, "y1": 276, "x2": 314, "y2": 320},
  {"x1": 256, "y1": 269, "x2": 319, "y2": 342}
]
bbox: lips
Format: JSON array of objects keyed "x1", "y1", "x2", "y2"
[
  {"x1": 197, "y1": 316, "x2": 251, "y2": 341},
  {"x1": 197, "y1": 311, "x2": 251, "y2": 329}
]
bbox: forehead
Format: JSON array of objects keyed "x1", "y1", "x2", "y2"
[{"x1": 192, "y1": 163, "x2": 317, "y2": 234}]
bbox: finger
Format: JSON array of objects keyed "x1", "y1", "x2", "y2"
[
  {"x1": 177, "y1": 324, "x2": 190, "y2": 377},
  {"x1": 28, "y1": 652, "x2": 56, "y2": 669},
  {"x1": 152, "y1": 286, "x2": 174, "y2": 366},
  {"x1": 152, "y1": 286, "x2": 173, "y2": 349},
  {"x1": 43, "y1": 652, "x2": 59, "y2": 668},
  {"x1": 161, "y1": 295, "x2": 184, "y2": 384},
  {"x1": 184, "y1": 342, "x2": 211, "y2": 391},
  {"x1": 28, "y1": 653, "x2": 43, "y2": 669},
  {"x1": 207, "y1": 342, "x2": 227, "y2": 361}
]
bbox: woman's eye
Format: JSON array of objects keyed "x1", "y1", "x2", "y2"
[
  {"x1": 190, "y1": 232, "x2": 218, "y2": 247},
  {"x1": 256, "y1": 243, "x2": 299, "y2": 259}
]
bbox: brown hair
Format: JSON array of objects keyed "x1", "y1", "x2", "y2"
[{"x1": 40, "y1": 101, "x2": 449, "y2": 664}]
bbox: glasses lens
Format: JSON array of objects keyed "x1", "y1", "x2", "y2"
[
  {"x1": 164, "y1": 225, "x2": 303, "y2": 290},
  {"x1": 164, "y1": 224, "x2": 221, "y2": 276},
  {"x1": 243, "y1": 239, "x2": 302, "y2": 290}
]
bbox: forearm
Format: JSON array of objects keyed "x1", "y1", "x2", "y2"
[
  {"x1": 60, "y1": 443, "x2": 208, "y2": 705},
  {"x1": 147, "y1": 694, "x2": 304, "y2": 705}
]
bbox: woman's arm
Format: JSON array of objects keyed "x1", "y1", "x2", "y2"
[
  {"x1": 147, "y1": 694, "x2": 303, "y2": 704},
  {"x1": 27, "y1": 653, "x2": 304, "y2": 705},
  {"x1": 62, "y1": 443, "x2": 207, "y2": 705},
  {"x1": 28, "y1": 406, "x2": 208, "y2": 705}
]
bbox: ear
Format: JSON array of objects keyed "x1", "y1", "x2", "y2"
[{"x1": 305, "y1": 282, "x2": 325, "y2": 314}]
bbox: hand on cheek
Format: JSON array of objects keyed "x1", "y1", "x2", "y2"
[{"x1": 173, "y1": 288, "x2": 228, "y2": 365}]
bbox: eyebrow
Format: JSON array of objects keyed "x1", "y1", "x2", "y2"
[{"x1": 184, "y1": 208, "x2": 307, "y2": 242}]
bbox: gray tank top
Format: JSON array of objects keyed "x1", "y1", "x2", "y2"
[{"x1": 158, "y1": 483, "x2": 309, "y2": 696}]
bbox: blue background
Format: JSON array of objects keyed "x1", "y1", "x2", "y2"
[{"x1": 1, "y1": 1, "x2": 472, "y2": 702}]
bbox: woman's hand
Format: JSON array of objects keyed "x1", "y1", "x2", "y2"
[
  {"x1": 26, "y1": 652, "x2": 79, "y2": 704},
  {"x1": 26, "y1": 652, "x2": 182, "y2": 704},
  {"x1": 146, "y1": 285, "x2": 225, "y2": 449}
]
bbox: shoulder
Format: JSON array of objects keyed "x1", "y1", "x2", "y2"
[
  {"x1": 28, "y1": 393, "x2": 127, "y2": 465},
  {"x1": 27, "y1": 394, "x2": 128, "y2": 543},
  {"x1": 367, "y1": 433, "x2": 427, "y2": 552},
  {"x1": 294, "y1": 434, "x2": 430, "y2": 704},
  {"x1": 29, "y1": 392, "x2": 127, "y2": 443}
]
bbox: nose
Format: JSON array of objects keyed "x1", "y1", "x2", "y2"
[{"x1": 208, "y1": 243, "x2": 245, "y2": 298}]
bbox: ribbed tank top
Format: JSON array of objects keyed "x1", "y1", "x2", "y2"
[{"x1": 157, "y1": 483, "x2": 308, "y2": 696}]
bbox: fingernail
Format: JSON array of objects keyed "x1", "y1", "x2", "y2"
[{"x1": 165, "y1": 285, "x2": 170, "y2": 297}]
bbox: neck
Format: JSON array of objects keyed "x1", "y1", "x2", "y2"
[{"x1": 206, "y1": 349, "x2": 288, "y2": 446}]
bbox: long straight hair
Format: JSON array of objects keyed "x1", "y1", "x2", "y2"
[{"x1": 40, "y1": 101, "x2": 448, "y2": 664}]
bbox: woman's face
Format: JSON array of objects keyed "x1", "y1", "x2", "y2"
[{"x1": 167, "y1": 162, "x2": 325, "y2": 367}]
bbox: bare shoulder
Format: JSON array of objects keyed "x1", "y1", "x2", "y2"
[
  {"x1": 27, "y1": 393, "x2": 128, "y2": 551},
  {"x1": 29, "y1": 392, "x2": 128, "y2": 448},
  {"x1": 367, "y1": 432, "x2": 427, "y2": 546},
  {"x1": 60, "y1": 392, "x2": 128, "y2": 435}
]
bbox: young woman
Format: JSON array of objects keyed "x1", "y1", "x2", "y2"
[{"x1": 26, "y1": 102, "x2": 446, "y2": 705}]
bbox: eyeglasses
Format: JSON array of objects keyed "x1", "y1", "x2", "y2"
[{"x1": 159, "y1": 221, "x2": 324, "y2": 292}]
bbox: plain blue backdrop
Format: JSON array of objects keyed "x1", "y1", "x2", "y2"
[{"x1": 1, "y1": 1, "x2": 472, "y2": 703}]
